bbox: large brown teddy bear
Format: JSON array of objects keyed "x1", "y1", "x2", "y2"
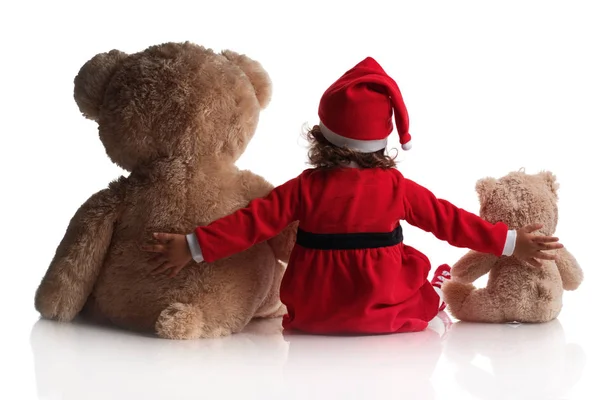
[
  {"x1": 442, "y1": 170, "x2": 583, "y2": 323},
  {"x1": 34, "y1": 41, "x2": 296, "y2": 339}
]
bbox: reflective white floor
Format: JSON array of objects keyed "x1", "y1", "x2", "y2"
[{"x1": 4, "y1": 301, "x2": 593, "y2": 400}]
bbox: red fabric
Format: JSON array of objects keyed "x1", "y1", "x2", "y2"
[
  {"x1": 195, "y1": 168, "x2": 508, "y2": 334},
  {"x1": 318, "y1": 57, "x2": 412, "y2": 147}
]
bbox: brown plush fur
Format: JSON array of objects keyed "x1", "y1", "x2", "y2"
[
  {"x1": 442, "y1": 170, "x2": 583, "y2": 323},
  {"x1": 34, "y1": 42, "x2": 297, "y2": 339}
]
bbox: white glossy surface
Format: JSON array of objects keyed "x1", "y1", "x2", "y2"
[{"x1": 2, "y1": 305, "x2": 592, "y2": 400}]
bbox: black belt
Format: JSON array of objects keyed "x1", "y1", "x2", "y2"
[{"x1": 296, "y1": 225, "x2": 403, "y2": 250}]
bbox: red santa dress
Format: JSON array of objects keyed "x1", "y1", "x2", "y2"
[{"x1": 192, "y1": 166, "x2": 509, "y2": 334}]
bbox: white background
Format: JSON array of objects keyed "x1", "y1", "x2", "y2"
[{"x1": 1, "y1": 0, "x2": 598, "y2": 399}]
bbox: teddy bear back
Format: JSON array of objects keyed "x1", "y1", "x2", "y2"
[{"x1": 73, "y1": 42, "x2": 273, "y2": 172}]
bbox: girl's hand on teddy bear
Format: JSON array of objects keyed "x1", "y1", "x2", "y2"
[
  {"x1": 514, "y1": 224, "x2": 564, "y2": 267},
  {"x1": 142, "y1": 233, "x2": 192, "y2": 277}
]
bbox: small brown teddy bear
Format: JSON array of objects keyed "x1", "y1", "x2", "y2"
[
  {"x1": 34, "y1": 42, "x2": 296, "y2": 339},
  {"x1": 442, "y1": 170, "x2": 583, "y2": 323}
]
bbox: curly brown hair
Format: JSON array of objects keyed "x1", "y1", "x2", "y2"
[{"x1": 305, "y1": 125, "x2": 397, "y2": 169}]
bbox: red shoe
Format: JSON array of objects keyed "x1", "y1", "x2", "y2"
[{"x1": 432, "y1": 264, "x2": 451, "y2": 311}]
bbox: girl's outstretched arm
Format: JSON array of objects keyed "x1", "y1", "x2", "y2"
[{"x1": 144, "y1": 176, "x2": 301, "y2": 276}]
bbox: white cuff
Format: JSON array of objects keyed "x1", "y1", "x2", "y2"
[
  {"x1": 502, "y1": 229, "x2": 517, "y2": 256},
  {"x1": 186, "y1": 232, "x2": 205, "y2": 263}
]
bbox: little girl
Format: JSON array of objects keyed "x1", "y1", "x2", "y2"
[{"x1": 143, "y1": 57, "x2": 562, "y2": 335}]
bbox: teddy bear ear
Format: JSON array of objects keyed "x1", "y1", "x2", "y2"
[
  {"x1": 475, "y1": 177, "x2": 497, "y2": 203},
  {"x1": 539, "y1": 171, "x2": 559, "y2": 196},
  {"x1": 221, "y1": 50, "x2": 272, "y2": 109},
  {"x1": 73, "y1": 50, "x2": 128, "y2": 121}
]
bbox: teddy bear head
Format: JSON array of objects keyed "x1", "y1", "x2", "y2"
[
  {"x1": 73, "y1": 41, "x2": 272, "y2": 172},
  {"x1": 475, "y1": 170, "x2": 559, "y2": 235}
]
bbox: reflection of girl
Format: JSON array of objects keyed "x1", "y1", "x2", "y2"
[{"x1": 282, "y1": 325, "x2": 445, "y2": 400}]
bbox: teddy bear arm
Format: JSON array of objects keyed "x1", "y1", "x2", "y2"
[
  {"x1": 451, "y1": 250, "x2": 497, "y2": 283},
  {"x1": 555, "y1": 247, "x2": 583, "y2": 291},
  {"x1": 240, "y1": 171, "x2": 297, "y2": 263},
  {"x1": 34, "y1": 187, "x2": 122, "y2": 321}
]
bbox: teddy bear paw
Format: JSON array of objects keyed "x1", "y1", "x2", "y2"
[
  {"x1": 442, "y1": 280, "x2": 476, "y2": 313},
  {"x1": 155, "y1": 303, "x2": 205, "y2": 340},
  {"x1": 270, "y1": 303, "x2": 287, "y2": 318},
  {"x1": 35, "y1": 284, "x2": 80, "y2": 322}
]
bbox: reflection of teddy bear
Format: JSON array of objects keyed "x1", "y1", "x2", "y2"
[
  {"x1": 34, "y1": 42, "x2": 296, "y2": 339},
  {"x1": 442, "y1": 170, "x2": 583, "y2": 323},
  {"x1": 30, "y1": 318, "x2": 289, "y2": 399},
  {"x1": 443, "y1": 320, "x2": 585, "y2": 400}
]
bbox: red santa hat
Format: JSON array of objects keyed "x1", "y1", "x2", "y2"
[{"x1": 318, "y1": 57, "x2": 412, "y2": 152}]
